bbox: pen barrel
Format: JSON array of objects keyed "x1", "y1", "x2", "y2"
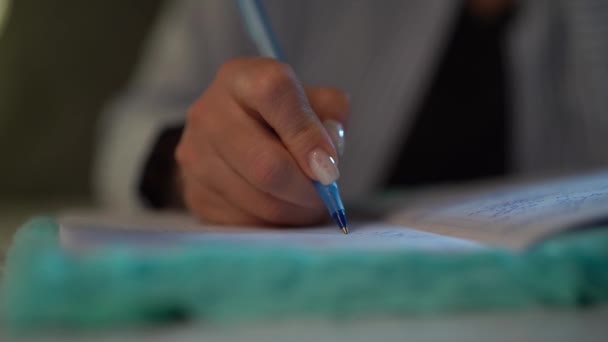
[
  {"x1": 236, "y1": 0, "x2": 285, "y2": 60},
  {"x1": 312, "y1": 181, "x2": 345, "y2": 216}
]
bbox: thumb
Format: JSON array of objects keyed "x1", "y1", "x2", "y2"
[{"x1": 305, "y1": 86, "x2": 350, "y2": 156}]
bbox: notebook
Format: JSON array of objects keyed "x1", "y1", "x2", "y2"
[{"x1": 59, "y1": 170, "x2": 608, "y2": 252}]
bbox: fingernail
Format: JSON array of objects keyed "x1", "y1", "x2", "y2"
[
  {"x1": 309, "y1": 149, "x2": 340, "y2": 185},
  {"x1": 323, "y1": 120, "x2": 345, "y2": 156}
]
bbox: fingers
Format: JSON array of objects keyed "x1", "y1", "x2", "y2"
[
  {"x1": 177, "y1": 57, "x2": 350, "y2": 226},
  {"x1": 213, "y1": 118, "x2": 322, "y2": 209},
  {"x1": 182, "y1": 152, "x2": 325, "y2": 226},
  {"x1": 222, "y1": 57, "x2": 341, "y2": 185},
  {"x1": 181, "y1": 171, "x2": 262, "y2": 225},
  {"x1": 185, "y1": 93, "x2": 321, "y2": 208},
  {"x1": 305, "y1": 86, "x2": 350, "y2": 125},
  {"x1": 305, "y1": 86, "x2": 349, "y2": 156},
  {"x1": 177, "y1": 126, "x2": 325, "y2": 226}
]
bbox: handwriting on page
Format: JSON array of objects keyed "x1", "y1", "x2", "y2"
[
  {"x1": 409, "y1": 172, "x2": 608, "y2": 236},
  {"x1": 251, "y1": 225, "x2": 484, "y2": 251}
]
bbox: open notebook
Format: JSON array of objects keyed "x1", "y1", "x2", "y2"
[{"x1": 59, "y1": 171, "x2": 608, "y2": 252}]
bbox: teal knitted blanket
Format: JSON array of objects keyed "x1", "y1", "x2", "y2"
[{"x1": 2, "y1": 217, "x2": 608, "y2": 329}]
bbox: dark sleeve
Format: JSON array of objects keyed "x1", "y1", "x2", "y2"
[{"x1": 138, "y1": 125, "x2": 185, "y2": 209}]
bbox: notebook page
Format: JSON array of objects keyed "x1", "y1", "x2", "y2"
[
  {"x1": 58, "y1": 213, "x2": 482, "y2": 253},
  {"x1": 387, "y1": 171, "x2": 608, "y2": 249}
]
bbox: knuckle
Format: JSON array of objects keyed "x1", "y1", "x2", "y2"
[
  {"x1": 185, "y1": 102, "x2": 205, "y2": 131},
  {"x1": 290, "y1": 120, "x2": 323, "y2": 148},
  {"x1": 182, "y1": 186, "x2": 204, "y2": 216},
  {"x1": 247, "y1": 61, "x2": 295, "y2": 101},
  {"x1": 328, "y1": 88, "x2": 350, "y2": 121},
  {"x1": 186, "y1": 94, "x2": 215, "y2": 128},
  {"x1": 175, "y1": 140, "x2": 194, "y2": 168},
  {"x1": 310, "y1": 87, "x2": 350, "y2": 122},
  {"x1": 328, "y1": 87, "x2": 349, "y2": 103},
  {"x1": 217, "y1": 57, "x2": 248, "y2": 79},
  {"x1": 182, "y1": 183, "x2": 218, "y2": 224},
  {"x1": 249, "y1": 150, "x2": 291, "y2": 191},
  {"x1": 259, "y1": 200, "x2": 290, "y2": 224},
  {"x1": 193, "y1": 204, "x2": 218, "y2": 224}
]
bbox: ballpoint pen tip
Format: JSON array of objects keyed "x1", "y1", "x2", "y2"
[{"x1": 341, "y1": 226, "x2": 348, "y2": 234}]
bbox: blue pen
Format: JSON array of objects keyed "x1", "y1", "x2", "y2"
[{"x1": 236, "y1": 0, "x2": 348, "y2": 234}]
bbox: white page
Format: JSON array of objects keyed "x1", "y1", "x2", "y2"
[
  {"x1": 58, "y1": 213, "x2": 482, "y2": 253},
  {"x1": 387, "y1": 171, "x2": 608, "y2": 249}
]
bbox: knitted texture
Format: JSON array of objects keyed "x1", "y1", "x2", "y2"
[{"x1": 2, "y1": 217, "x2": 608, "y2": 329}]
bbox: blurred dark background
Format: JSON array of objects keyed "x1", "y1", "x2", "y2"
[{"x1": 0, "y1": 0, "x2": 163, "y2": 200}]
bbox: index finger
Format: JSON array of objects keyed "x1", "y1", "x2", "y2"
[{"x1": 220, "y1": 57, "x2": 341, "y2": 186}]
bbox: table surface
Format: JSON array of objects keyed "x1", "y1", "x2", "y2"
[
  {"x1": 1, "y1": 199, "x2": 607, "y2": 341},
  {"x1": 2, "y1": 308, "x2": 607, "y2": 342}
]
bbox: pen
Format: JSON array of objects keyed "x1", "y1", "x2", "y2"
[{"x1": 236, "y1": 0, "x2": 348, "y2": 234}]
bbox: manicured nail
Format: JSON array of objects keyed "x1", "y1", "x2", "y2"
[
  {"x1": 309, "y1": 149, "x2": 340, "y2": 185},
  {"x1": 323, "y1": 120, "x2": 345, "y2": 156}
]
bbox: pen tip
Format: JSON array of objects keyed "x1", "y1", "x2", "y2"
[{"x1": 332, "y1": 209, "x2": 348, "y2": 235}]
